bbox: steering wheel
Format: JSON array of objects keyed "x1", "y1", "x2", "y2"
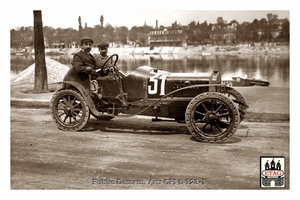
[{"x1": 97, "y1": 54, "x2": 119, "y2": 75}]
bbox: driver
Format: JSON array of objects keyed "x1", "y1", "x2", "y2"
[
  {"x1": 72, "y1": 37, "x2": 98, "y2": 76},
  {"x1": 64, "y1": 37, "x2": 100, "y2": 84},
  {"x1": 96, "y1": 41, "x2": 113, "y2": 76}
]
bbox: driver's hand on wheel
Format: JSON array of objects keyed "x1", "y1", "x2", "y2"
[
  {"x1": 84, "y1": 66, "x2": 93, "y2": 74},
  {"x1": 85, "y1": 67, "x2": 98, "y2": 75},
  {"x1": 108, "y1": 65, "x2": 115, "y2": 73}
]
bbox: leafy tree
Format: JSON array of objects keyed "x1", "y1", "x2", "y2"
[
  {"x1": 116, "y1": 26, "x2": 129, "y2": 45},
  {"x1": 92, "y1": 25, "x2": 104, "y2": 44},
  {"x1": 100, "y1": 15, "x2": 104, "y2": 27},
  {"x1": 199, "y1": 21, "x2": 210, "y2": 42},
  {"x1": 250, "y1": 19, "x2": 260, "y2": 30},
  {"x1": 78, "y1": 16, "x2": 82, "y2": 39},
  {"x1": 217, "y1": 17, "x2": 225, "y2": 25},
  {"x1": 64, "y1": 28, "x2": 78, "y2": 47},
  {"x1": 128, "y1": 26, "x2": 138, "y2": 42},
  {"x1": 142, "y1": 24, "x2": 152, "y2": 34},
  {"x1": 235, "y1": 22, "x2": 251, "y2": 44},
  {"x1": 267, "y1": 13, "x2": 278, "y2": 26},
  {"x1": 82, "y1": 26, "x2": 93, "y2": 40},
  {"x1": 278, "y1": 19, "x2": 290, "y2": 42},
  {"x1": 252, "y1": 31, "x2": 259, "y2": 42},
  {"x1": 103, "y1": 23, "x2": 114, "y2": 43},
  {"x1": 43, "y1": 26, "x2": 55, "y2": 47},
  {"x1": 259, "y1": 18, "x2": 268, "y2": 28},
  {"x1": 211, "y1": 17, "x2": 226, "y2": 45},
  {"x1": 188, "y1": 20, "x2": 197, "y2": 30}
]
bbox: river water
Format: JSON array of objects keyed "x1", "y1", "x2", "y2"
[{"x1": 10, "y1": 53, "x2": 289, "y2": 87}]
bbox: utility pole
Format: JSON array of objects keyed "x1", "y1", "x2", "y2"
[{"x1": 33, "y1": 10, "x2": 48, "y2": 93}]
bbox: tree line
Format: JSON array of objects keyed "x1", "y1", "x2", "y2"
[{"x1": 10, "y1": 13, "x2": 289, "y2": 48}]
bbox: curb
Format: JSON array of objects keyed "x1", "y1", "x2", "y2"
[{"x1": 11, "y1": 99, "x2": 50, "y2": 109}]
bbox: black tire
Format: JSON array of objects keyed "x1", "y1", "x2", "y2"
[
  {"x1": 50, "y1": 89, "x2": 90, "y2": 131},
  {"x1": 185, "y1": 92, "x2": 240, "y2": 143},
  {"x1": 222, "y1": 87, "x2": 248, "y2": 121}
]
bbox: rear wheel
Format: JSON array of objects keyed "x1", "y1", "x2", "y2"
[
  {"x1": 185, "y1": 92, "x2": 240, "y2": 143},
  {"x1": 50, "y1": 89, "x2": 90, "y2": 131}
]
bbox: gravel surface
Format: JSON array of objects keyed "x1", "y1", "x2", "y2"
[{"x1": 10, "y1": 57, "x2": 70, "y2": 84}]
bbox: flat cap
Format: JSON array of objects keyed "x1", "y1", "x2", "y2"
[
  {"x1": 97, "y1": 41, "x2": 109, "y2": 48},
  {"x1": 80, "y1": 38, "x2": 94, "y2": 45}
]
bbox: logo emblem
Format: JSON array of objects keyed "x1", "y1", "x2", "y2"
[{"x1": 260, "y1": 156, "x2": 285, "y2": 187}]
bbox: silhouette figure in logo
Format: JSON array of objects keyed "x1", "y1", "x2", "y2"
[
  {"x1": 270, "y1": 158, "x2": 276, "y2": 170},
  {"x1": 265, "y1": 160, "x2": 270, "y2": 170},
  {"x1": 276, "y1": 160, "x2": 281, "y2": 170}
]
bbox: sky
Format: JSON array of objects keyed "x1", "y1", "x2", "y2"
[
  {"x1": 8, "y1": 0, "x2": 291, "y2": 30},
  {"x1": 10, "y1": 10, "x2": 290, "y2": 30}
]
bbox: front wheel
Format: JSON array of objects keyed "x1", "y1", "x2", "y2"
[
  {"x1": 222, "y1": 87, "x2": 248, "y2": 121},
  {"x1": 185, "y1": 92, "x2": 240, "y2": 143},
  {"x1": 50, "y1": 89, "x2": 90, "y2": 131}
]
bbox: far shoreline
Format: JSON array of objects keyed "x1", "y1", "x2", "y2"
[{"x1": 11, "y1": 44, "x2": 289, "y2": 56}]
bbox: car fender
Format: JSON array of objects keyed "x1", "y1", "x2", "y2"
[{"x1": 59, "y1": 81, "x2": 102, "y2": 117}]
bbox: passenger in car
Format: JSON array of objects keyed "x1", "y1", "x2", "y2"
[{"x1": 96, "y1": 41, "x2": 112, "y2": 76}]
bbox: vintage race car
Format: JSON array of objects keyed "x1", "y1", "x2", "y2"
[{"x1": 50, "y1": 54, "x2": 248, "y2": 143}]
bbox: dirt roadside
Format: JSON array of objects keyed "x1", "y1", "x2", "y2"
[
  {"x1": 10, "y1": 85, "x2": 290, "y2": 189},
  {"x1": 10, "y1": 108, "x2": 289, "y2": 190}
]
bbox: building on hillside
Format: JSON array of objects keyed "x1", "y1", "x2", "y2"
[
  {"x1": 210, "y1": 22, "x2": 237, "y2": 45},
  {"x1": 148, "y1": 20, "x2": 187, "y2": 47}
]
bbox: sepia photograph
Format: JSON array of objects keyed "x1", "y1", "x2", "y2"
[{"x1": 4, "y1": 0, "x2": 298, "y2": 198}]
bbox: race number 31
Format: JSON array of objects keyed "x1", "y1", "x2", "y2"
[{"x1": 148, "y1": 73, "x2": 166, "y2": 96}]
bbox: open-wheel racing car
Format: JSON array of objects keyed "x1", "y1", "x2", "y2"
[{"x1": 50, "y1": 54, "x2": 249, "y2": 143}]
